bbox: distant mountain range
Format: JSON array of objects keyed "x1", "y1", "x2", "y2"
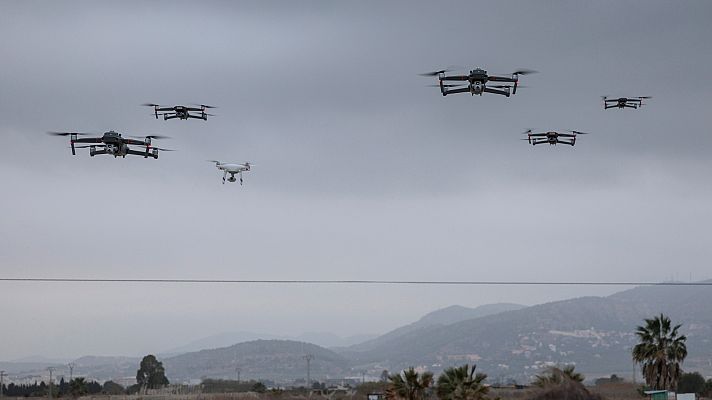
[
  {"x1": 337, "y1": 282, "x2": 712, "y2": 382},
  {"x1": 162, "y1": 331, "x2": 377, "y2": 356},
  {"x1": 164, "y1": 340, "x2": 349, "y2": 383},
  {"x1": 345, "y1": 303, "x2": 525, "y2": 353},
  {"x1": 4, "y1": 283, "x2": 711, "y2": 385}
]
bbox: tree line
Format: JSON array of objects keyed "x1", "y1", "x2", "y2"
[
  {"x1": 0, "y1": 354, "x2": 170, "y2": 398},
  {"x1": 3, "y1": 314, "x2": 706, "y2": 398},
  {"x1": 382, "y1": 313, "x2": 704, "y2": 400},
  {"x1": 0, "y1": 378, "x2": 102, "y2": 398}
]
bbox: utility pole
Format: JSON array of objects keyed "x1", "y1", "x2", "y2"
[
  {"x1": 1, "y1": 370, "x2": 7, "y2": 399},
  {"x1": 47, "y1": 367, "x2": 55, "y2": 400},
  {"x1": 303, "y1": 354, "x2": 314, "y2": 389},
  {"x1": 67, "y1": 363, "x2": 76, "y2": 382},
  {"x1": 235, "y1": 367, "x2": 241, "y2": 384}
]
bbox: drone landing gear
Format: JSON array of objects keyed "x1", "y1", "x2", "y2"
[{"x1": 239, "y1": 171, "x2": 243, "y2": 186}]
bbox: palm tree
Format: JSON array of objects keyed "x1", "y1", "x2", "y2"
[
  {"x1": 532, "y1": 365, "x2": 584, "y2": 387},
  {"x1": 386, "y1": 367, "x2": 434, "y2": 400},
  {"x1": 436, "y1": 364, "x2": 489, "y2": 400},
  {"x1": 69, "y1": 378, "x2": 87, "y2": 398},
  {"x1": 632, "y1": 313, "x2": 687, "y2": 390}
]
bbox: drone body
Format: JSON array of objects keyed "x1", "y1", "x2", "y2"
[
  {"x1": 602, "y1": 96, "x2": 651, "y2": 110},
  {"x1": 143, "y1": 104, "x2": 216, "y2": 120},
  {"x1": 49, "y1": 131, "x2": 171, "y2": 159},
  {"x1": 523, "y1": 129, "x2": 590, "y2": 146},
  {"x1": 421, "y1": 67, "x2": 535, "y2": 97},
  {"x1": 210, "y1": 161, "x2": 252, "y2": 185}
]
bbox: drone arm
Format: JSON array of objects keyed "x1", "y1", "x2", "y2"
[
  {"x1": 163, "y1": 114, "x2": 179, "y2": 120},
  {"x1": 487, "y1": 76, "x2": 516, "y2": 82},
  {"x1": 440, "y1": 75, "x2": 469, "y2": 81},
  {"x1": 72, "y1": 138, "x2": 103, "y2": 143},
  {"x1": 483, "y1": 87, "x2": 509, "y2": 97},
  {"x1": 126, "y1": 149, "x2": 158, "y2": 159},
  {"x1": 442, "y1": 87, "x2": 470, "y2": 96},
  {"x1": 187, "y1": 114, "x2": 206, "y2": 119},
  {"x1": 558, "y1": 140, "x2": 576, "y2": 146}
]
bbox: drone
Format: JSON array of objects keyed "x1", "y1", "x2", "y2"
[
  {"x1": 209, "y1": 160, "x2": 252, "y2": 185},
  {"x1": 522, "y1": 129, "x2": 590, "y2": 146},
  {"x1": 48, "y1": 130, "x2": 172, "y2": 158},
  {"x1": 421, "y1": 67, "x2": 535, "y2": 97},
  {"x1": 142, "y1": 103, "x2": 216, "y2": 120},
  {"x1": 602, "y1": 96, "x2": 651, "y2": 110}
]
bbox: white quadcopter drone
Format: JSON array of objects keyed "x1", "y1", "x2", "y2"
[{"x1": 209, "y1": 160, "x2": 252, "y2": 185}]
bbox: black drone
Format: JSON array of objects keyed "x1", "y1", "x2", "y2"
[
  {"x1": 48, "y1": 131, "x2": 173, "y2": 159},
  {"x1": 143, "y1": 103, "x2": 216, "y2": 120},
  {"x1": 421, "y1": 67, "x2": 535, "y2": 97},
  {"x1": 522, "y1": 129, "x2": 590, "y2": 146},
  {"x1": 602, "y1": 96, "x2": 652, "y2": 110}
]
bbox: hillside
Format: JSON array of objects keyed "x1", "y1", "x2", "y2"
[
  {"x1": 341, "y1": 282, "x2": 712, "y2": 383},
  {"x1": 6, "y1": 283, "x2": 710, "y2": 385},
  {"x1": 346, "y1": 303, "x2": 525, "y2": 352},
  {"x1": 163, "y1": 331, "x2": 377, "y2": 355},
  {"x1": 163, "y1": 340, "x2": 349, "y2": 383}
]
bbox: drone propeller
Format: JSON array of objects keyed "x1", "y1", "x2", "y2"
[
  {"x1": 419, "y1": 69, "x2": 451, "y2": 77},
  {"x1": 522, "y1": 129, "x2": 533, "y2": 135},
  {"x1": 192, "y1": 103, "x2": 217, "y2": 109},
  {"x1": 512, "y1": 69, "x2": 537, "y2": 75},
  {"x1": 566, "y1": 130, "x2": 591, "y2": 135},
  {"x1": 141, "y1": 103, "x2": 160, "y2": 107},
  {"x1": 638, "y1": 96, "x2": 652, "y2": 99},
  {"x1": 129, "y1": 135, "x2": 170, "y2": 140},
  {"x1": 151, "y1": 147, "x2": 176, "y2": 152},
  {"x1": 48, "y1": 131, "x2": 91, "y2": 136}
]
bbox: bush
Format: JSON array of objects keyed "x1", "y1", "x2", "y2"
[{"x1": 677, "y1": 372, "x2": 705, "y2": 394}]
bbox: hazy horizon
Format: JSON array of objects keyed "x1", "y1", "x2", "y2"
[{"x1": 1, "y1": 0, "x2": 711, "y2": 361}]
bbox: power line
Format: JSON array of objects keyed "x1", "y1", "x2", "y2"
[
  {"x1": 47, "y1": 368, "x2": 55, "y2": 400},
  {"x1": 303, "y1": 354, "x2": 314, "y2": 389},
  {"x1": 1, "y1": 370, "x2": 7, "y2": 399},
  {"x1": 67, "y1": 363, "x2": 75, "y2": 381},
  {"x1": 0, "y1": 278, "x2": 711, "y2": 286}
]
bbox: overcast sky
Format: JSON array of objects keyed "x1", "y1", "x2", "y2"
[{"x1": 1, "y1": 0, "x2": 711, "y2": 360}]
